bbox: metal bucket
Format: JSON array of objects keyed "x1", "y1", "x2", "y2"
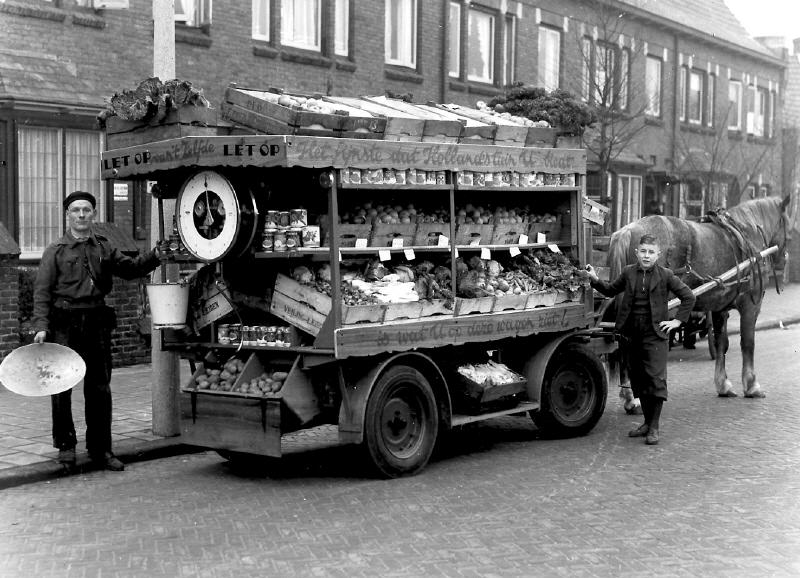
[
  {"x1": 146, "y1": 282, "x2": 189, "y2": 328},
  {"x1": 0, "y1": 343, "x2": 86, "y2": 397}
]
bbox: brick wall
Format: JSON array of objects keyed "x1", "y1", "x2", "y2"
[{"x1": 0, "y1": 255, "x2": 20, "y2": 361}]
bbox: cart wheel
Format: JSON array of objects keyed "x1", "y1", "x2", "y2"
[
  {"x1": 532, "y1": 344, "x2": 607, "y2": 438},
  {"x1": 363, "y1": 365, "x2": 439, "y2": 478}
]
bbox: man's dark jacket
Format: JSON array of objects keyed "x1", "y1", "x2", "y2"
[{"x1": 591, "y1": 263, "x2": 696, "y2": 339}]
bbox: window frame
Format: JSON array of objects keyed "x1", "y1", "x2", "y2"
[
  {"x1": 593, "y1": 42, "x2": 615, "y2": 106},
  {"x1": 619, "y1": 48, "x2": 630, "y2": 111},
  {"x1": 503, "y1": 12, "x2": 516, "y2": 86},
  {"x1": 615, "y1": 174, "x2": 643, "y2": 229},
  {"x1": 581, "y1": 36, "x2": 593, "y2": 103},
  {"x1": 385, "y1": 0, "x2": 418, "y2": 68},
  {"x1": 251, "y1": 0, "x2": 270, "y2": 41},
  {"x1": 537, "y1": 25, "x2": 561, "y2": 91},
  {"x1": 281, "y1": 0, "x2": 322, "y2": 52},
  {"x1": 466, "y1": 6, "x2": 495, "y2": 84},
  {"x1": 645, "y1": 54, "x2": 662, "y2": 117},
  {"x1": 175, "y1": 0, "x2": 212, "y2": 27},
  {"x1": 448, "y1": 1, "x2": 461, "y2": 78},
  {"x1": 687, "y1": 69, "x2": 704, "y2": 125},
  {"x1": 679, "y1": 66, "x2": 687, "y2": 122},
  {"x1": 707, "y1": 73, "x2": 715, "y2": 127},
  {"x1": 728, "y1": 79, "x2": 742, "y2": 131}
]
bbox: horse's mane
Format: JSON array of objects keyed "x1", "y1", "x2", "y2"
[
  {"x1": 607, "y1": 223, "x2": 635, "y2": 279},
  {"x1": 724, "y1": 196, "x2": 783, "y2": 238}
]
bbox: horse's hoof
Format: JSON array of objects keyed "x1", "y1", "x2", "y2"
[
  {"x1": 717, "y1": 391, "x2": 738, "y2": 398},
  {"x1": 744, "y1": 390, "x2": 766, "y2": 398}
]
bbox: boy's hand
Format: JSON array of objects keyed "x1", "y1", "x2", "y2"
[
  {"x1": 581, "y1": 264, "x2": 599, "y2": 282},
  {"x1": 659, "y1": 319, "x2": 681, "y2": 333}
]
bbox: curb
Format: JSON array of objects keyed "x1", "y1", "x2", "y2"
[
  {"x1": 726, "y1": 315, "x2": 800, "y2": 336},
  {"x1": 0, "y1": 437, "x2": 203, "y2": 491}
]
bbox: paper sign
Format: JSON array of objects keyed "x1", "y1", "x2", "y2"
[
  {"x1": 481, "y1": 247, "x2": 491, "y2": 260},
  {"x1": 404, "y1": 248, "x2": 416, "y2": 260},
  {"x1": 537, "y1": 232, "x2": 546, "y2": 244},
  {"x1": 355, "y1": 238, "x2": 368, "y2": 248},
  {"x1": 391, "y1": 237, "x2": 404, "y2": 248},
  {"x1": 379, "y1": 249, "x2": 391, "y2": 261},
  {"x1": 518, "y1": 234, "x2": 529, "y2": 245},
  {"x1": 437, "y1": 235, "x2": 450, "y2": 247},
  {"x1": 454, "y1": 248, "x2": 459, "y2": 258},
  {"x1": 113, "y1": 182, "x2": 129, "y2": 201},
  {"x1": 548, "y1": 244, "x2": 561, "y2": 253},
  {"x1": 338, "y1": 251, "x2": 343, "y2": 262},
  {"x1": 509, "y1": 246, "x2": 521, "y2": 257},
  {"x1": 469, "y1": 237, "x2": 482, "y2": 246}
]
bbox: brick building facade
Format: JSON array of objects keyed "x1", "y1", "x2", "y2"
[{"x1": 0, "y1": 0, "x2": 789, "y2": 363}]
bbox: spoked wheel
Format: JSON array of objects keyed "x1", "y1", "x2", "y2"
[
  {"x1": 364, "y1": 365, "x2": 439, "y2": 478},
  {"x1": 532, "y1": 344, "x2": 607, "y2": 438}
]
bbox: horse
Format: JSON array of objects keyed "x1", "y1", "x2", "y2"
[{"x1": 604, "y1": 195, "x2": 791, "y2": 406}]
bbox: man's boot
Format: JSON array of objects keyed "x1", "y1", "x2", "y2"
[{"x1": 628, "y1": 395, "x2": 651, "y2": 437}]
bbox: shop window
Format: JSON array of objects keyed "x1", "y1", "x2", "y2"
[
  {"x1": 681, "y1": 180, "x2": 704, "y2": 220},
  {"x1": 385, "y1": 0, "x2": 417, "y2": 68},
  {"x1": 175, "y1": 0, "x2": 211, "y2": 27},
  {"x1": 645, "y1": 55, "x2": 662, "y2": 117},
  {"x1": 281, "y1": 0, "x2": 320, "y2": 51},
  {"x1": 17, "y1": 127, "x2": 105, "y2": 257},
  {"x1": 728, "y1": 79, "x2": 742, "y2": 130},
  {"x1": 467, "y1": 8, "x2": 494, "y2": 83},
  {"x1": 537, "y1": 26, "x2": 560, "y2": 91},
  {"x1": 252, "y1": 0, "x2": 269, "y2": 41}
]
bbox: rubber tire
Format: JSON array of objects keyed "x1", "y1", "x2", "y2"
[
  {"x1": 363, "y1": 365, "x2": 439, "y2": 478},
  {"x1": 532, "y1": 344, "x2": 607, "y2": 438}
]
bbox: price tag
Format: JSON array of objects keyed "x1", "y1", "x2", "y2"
[
  {"x1": 537, "y1": 232, "x2": 546, "y2": 244},
  {"x1": 438, "y1": 234, "x2": 450, "y2": 247},
  {"x1": 454, "y1": 248, "x2": 459, "y2": 258},
  {"x1": 509, "y1": 246, "x2": 521, "y2": 257},
  {"x1": 404, "y1": 248, "x2": 416, "y2": 260},
  {"x1": 391, "y1": 237, "x2": 404, "y2": 248},
  {"x1": 481, "y1": 247, "x2": 491, "y2": 260},
  {"x1": 378, "y1": 249, "x2": 392, "y2": 261},
  {"x1": 548, "y1": 244, "x2": 561, "y2": 253},
  {"x1": 338, "y1": 251, "x2": 343, "y2": 262},
  {"x1": 355, "y1": 238, "x2": 368, "y2": 248},
  {"x1": 518, "y1": 234, "x2": 529, "y2": 245}
]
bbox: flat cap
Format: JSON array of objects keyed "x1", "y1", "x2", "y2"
[{"x1": 63, "y1": 191, "x2": 96, "y2": 210}]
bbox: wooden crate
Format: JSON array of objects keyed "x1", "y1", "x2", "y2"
[
  {"x1": 454, "y1": 296, "x2": 495, "y2": 315},
  {"x1": 435, "y1": 104, "x2": 529, "y2": 146},
  {"x1": 455, "y1": 223, "x2": 495, "y2": 246},
  {"x1": 492, "y1": 293, "x2": 529, "y2": 312},
  {"x1": 370, "y1": 223, "x2": 417, "y2": 247},
  {"x1": 525, "y1": 127, "x2": 557, "y2": 147},
  {"x1": 384, "y1": 302, "x2": 423, "y2": 322},
  {"x1": 364, "y1": 97, "x2": 463, "y2": 143},
  {"x1": 413, "y1": 222, "x2": 451, "y2": 246},
  {"x1": 458, "y1": 372, "x2": 527, "y2": 404},
  {"x1": 422, "y1": 104, "x2": 496, "y2": 145},
  {"x1": 270, "y1": 290, "x2": 327, "y2": 336},
  {"x1": 105, "y1": 106, "x2": 220, "y2": 149},
  {"x1": 554, "y1": 287, "x2": 585, "y2": 304},
  {"x1": 274, "y1": 273, "x2": 331, "y2": 314},
  {"x1": 220, "y1": 100, "x2": 287, "y2": 135},
  {"x1": 320, "y1": 97, "x2": 386, "y2": 139},
  {"x1": 329, "y1": 96, "x2": 425, "y2": 141},
  {"x1": 180, "y1": 390, "x2": 281, "y2": 456},
  {"x1": 419, "y1": 299, "x2": 454, "y2": 318},
  {"x1": 528, "y1": 220, "x2": 561, "y2": 243},
  {"x1": 491, "y1": 222, "x2": 528, "y2": 245},
  {"x1": 526, "y1": 290, "x2": 557, "y2": 309},
  {"x1": 323, "y1": 223, "x2": 373, "y2": 248},
  {"x1": 341, "y1": 303, "x2": 386, "y2": 324}
]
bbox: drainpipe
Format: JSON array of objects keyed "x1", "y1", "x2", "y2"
[
  {"x1": 440, "y1": 1, "x2": 449, "y2": 103},
  {"x1": 670, "y1": 33, "x2": 680, "y2": 216}
]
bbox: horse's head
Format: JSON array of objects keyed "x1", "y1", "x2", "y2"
[{"x1": 730, "y1": 195, "x2": 791, "y2": 278}]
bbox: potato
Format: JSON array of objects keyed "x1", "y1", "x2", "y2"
[{"x1": 272, "y1": 371, "x2": 289, "y2": 381}]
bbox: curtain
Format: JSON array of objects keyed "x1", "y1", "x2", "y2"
[
  {"x1": 252, "y1": 0, "x2": 269, "y2": 40},
  {"x1": 467, "y1": 9, "x2": 493, "y2": 83},
  {"x1": 335, "y1": 0, "x2": 349, "y2": 56},
  {"x1": 282, "y1": 0, "x2": 320, "y2": 50},
  {"x1": 385, "y1": 0, "x2": 415, "y2": 66}
]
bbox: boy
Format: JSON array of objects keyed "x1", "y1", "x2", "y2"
[{"x1": 584, "y1": 234, "x2": 695, "y2": 445}]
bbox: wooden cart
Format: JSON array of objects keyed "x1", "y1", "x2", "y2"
[{"x1": 102, "y1": 133, "x2": 619, "y2": 478}]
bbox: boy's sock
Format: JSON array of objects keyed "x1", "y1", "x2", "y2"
[{"x1": 649, "y1": 398, "x2": 663, "y2": 431}]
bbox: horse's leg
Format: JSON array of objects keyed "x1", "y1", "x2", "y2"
[
  {"x1": 711, "y1": 310, "x2": 736, "y2": 397},
  {"x1": 739, "y1": 297, "x2": 765, "y2": 398}
]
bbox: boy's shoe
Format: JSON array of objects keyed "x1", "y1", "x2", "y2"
[
  {"x1": 645, "y1": 429, "x2": 660, "y2": 445},
  {"x1": 57, "y1": 448, "x2": 76, "y2": 466},
  {"x1": 92, "y1": 452, "x2": 125, "y2": 471},
  {"x1": 628, "y1": 424, "x2": 649, "y2": 437}
]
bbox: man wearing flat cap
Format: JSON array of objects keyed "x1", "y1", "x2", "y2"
[{"x1": 32, "y1": 191, "x2": 164, "y2": 471}]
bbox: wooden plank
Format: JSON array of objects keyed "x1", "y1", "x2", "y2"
[
  {"x1": 106, "y1": 123, "x2": 219, "y2": 149},
  {"x1": 334, "y1": 302, "x2": 589, "y2": 358},
  {"x1": 280, "y1": 355, "x2": 321, "y2": 425},
  {"x1": 180, "y1": 392, "x2": 281, "y2": 456},
  {"x1": 383, "y1": 301, "x2": 423, "y2": 321},
  {"x1": 455, "y1": 223, "x2": 495, "y2": 245},
  {"x1": 413, "y1": 222, "x2": 451, "y2": 246},
  {"x1": 270, "y1": 290, "x2": 326, "y2": 336},
  {"x1": 451, "y1": 401, "x2": 539, "y2": 427},
  {"x1": 419, "y1": 299, "x2": 454, "y2": 318},
  {"x1": 492, "y1": 293, "x2": 529, "y2": 312},
  {"x1": 105, "y1": 106, "x2": 218, "y2": 134},
  {"x1": 220, "y1": 100, "x2": 292, "y2": 135},
  {"x1": 370, "y1": 223, "x2": 417, "y2": 247},
  {"x1": 454, "y1": 296, "x2": 495, "y2": 315},
  {"x1": 491, "y1": 222, "x2": 528, "y2": 245},
  {"x1": 274, "y1": 273, "x2": 331, "y2": 315}
]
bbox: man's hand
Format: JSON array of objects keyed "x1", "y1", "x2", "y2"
[
  {"x1": 581, "y1": 264, "x2": 599, "y2": 282},
  {"x1": 659, "y1": 319, "x2": 682, "y2": 333},
  {"x1": 33, "y1": 331, "x2": 47, "y2": 344}
]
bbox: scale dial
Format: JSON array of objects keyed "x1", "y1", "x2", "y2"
[{"x1": 176, "y1": 171, "x2": 244, "y2": 262}]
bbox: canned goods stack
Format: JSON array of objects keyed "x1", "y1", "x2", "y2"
[
  {"x1": 259, "y1": 207, "x2": 320, "y2": 252},
  {"x1": 216, "y1": 323, "x2": 292, "y2": 347}
]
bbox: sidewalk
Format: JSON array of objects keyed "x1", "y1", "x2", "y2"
[{"x1": 2, "y1": 283, "x2": 799, "y2": 489}]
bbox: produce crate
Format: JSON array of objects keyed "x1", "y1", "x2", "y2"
[
  {"x1": 329, "y1": 96, "x2": 425, "y2": 141},
  {"x1": 323, "y1": 223, "x2": 373, "y2": 248},
  {"x1": 413, "y1": 222, "x2": 451, "y2": 246},
  {"x1": 364, "y1": 96, "x2": 464, "y2": 143},
  {"x1": 526, "y1": 290, "x2": 557, "y2": 308},
  {"x1": 490, "y1": 222, "x2": 528, "y2": 245},
  {"x1": 454, "y1": 296, "x2": 495, "y2": 315},
  {"x1": 458, "y1": 370, "x2": 528, "y2": 404},
  {"x1": 419, "y1": 299, "x2": 454, "y2": 317},
  {"x1": 341, "y1": 303, "x2": 386, "y2": 324},
  {"x1": 582, "y1": 197, "x2": 610, "y2": 225},
  {"x1": 554, "y1": 287, "x2": 585, "y2": 304},
  {"x1": 528, "y1": 220, "x2": 561, "y2": 243},
  {"x1": 422, "y1": 104, "x2": 496, "y2": 145},
  {"x1": 105, "y1": 106, "x2": 220, "y2": 149},
  {"x1": 492, "y1": 293, "x2": 529, "y2": 312},
  {"x1": 436, "y1": 104, "x2": 529, "y2": 146},
  {"x1": 383, "y1": 301, "x2": 423, "y2": 322},
  {"x1": 320, "y1": 97, "x2": 386, "y2": 139},
  {"x1": 370, "y1": 223, "x2": 417, "y2": 247},
  {"x1": 270, "y1": 288, "x2": 327, "y2": 337},
  {"x1": 455, "y1": 223, "x2": 495, "y2": 246},
  {"x1": 525, "y1": 127, "x2": 557, "y2": 148}
]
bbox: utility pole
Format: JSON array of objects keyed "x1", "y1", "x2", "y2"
[{"x1": 151, "y1": 0, "x2": 180, "y2": 437}]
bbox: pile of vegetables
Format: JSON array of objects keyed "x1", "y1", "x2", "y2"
[
  {"x1": 457, "y1": 361, "x2": 524, "y2": 386},
  {"x1": 98, "y1": 77, "x2": 209, "y2": 126},
  {"x1": 485, "y1": 84, "x2": 597, "y2": 136},
  {"x1": 512, "y1": 249, "x2": 588, "y2": 293}
]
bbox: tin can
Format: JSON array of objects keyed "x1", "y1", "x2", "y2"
[
  {"x1": 227, "y1": 324, "x2": 240, "y2": 344},
  {"x1": 511, "y1": 172, "x2": 520, "y2": 187},
  {"x1": 261, "y1": 230, "x2": 274, "y2": 251},
  {"x1": 265, "y1": 210, "x2": 280, "y2": 230},
  {"x1": 285, "y1": 228, "x2": 301, "y2": 250},
  {"x1": 278, "y1": 211, "x2": 291, "y2": 228},
  {"x1": 256, "y1": 325, "x2": 268, "y2": 346},
  {"x1": 382, "y1": 168, "x2": 396, "y2": 184},
  {"x1": 265, "y1": 326, "x2": 277, "y2": 346},
  {"x1": 301, "y1": 225, "x2": 321, "y2": 248},
  {"x1": 436, "y1": 170, "x2": 446, "y2": 185},
  {"x1": 290, "y1": 208, "x2": 307, "y2": 227},
  {"x1": 218, "y1": 324, "x2": 230, "y2": 345},
  {"x1": 273, "y1": 230, "x2": 287, "y2": 252},
  {"x1": 348, "y1": 168, "x2": 362, "y2": 184},
  {"x1": 474, "y1": 172, "x2": 486, "y2": 187},
  {"x1": 394, "y1": 169, "x2": 407, "y2": 185},
  {"x1": 339, "y1": 168, "x2": 350, "y2": 184},
  {"x1": 276, "y1": 327, "x2": 288, "y2": 347}
]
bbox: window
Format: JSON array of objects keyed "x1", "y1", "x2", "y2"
[
  {"x1": 619, "y1": 48, "x2": 630, "y2": 110},
  {"x1": 755, "y1": 87, "x2": 768, "y2": 138},
  {"x1": 385, "y1": 0, "x2": 417, "y2": 67},
  {"x1": 537, "y1": 26, "x2": 560, "y2": 91},
  {"x1": 281, "y1": 0, "x2": 320, "y2": 51},
  {"x1": 681, "y1": 180, "x2": 705, "y2": 220},
  {"x1": 252, "y1": 0, "x2": 269, "y2": 41},
  {"x1": 707, "y1": 74, "x2": 715, "y2": 127},
  {"x1": 503, "y1": 13, "x2": 516, "y2": 86},
  {"x1": 769, "y1": 91, "x2": 776, "y2": 138},
  {"x1": 175, "y1": 0, "x2": 211, "y2": 27},
  {"x1": 448, "y1": 2, "x2": 461, "y2": 77},
  {"x1": 688, "y1": 70, "x2": 703, "y2": 124},
  {"x1": 334, "y1": 0, "x2": 349, "y2": 56},
  {"x1": 728, "y1": 79, "x2": 742, "y2": 130},
  {"x1": 581, "y1": 37, "x2": 593, "y2": 102},
  {"x1": 17, "y1": 127, "x2": 105, "y2": 256},
  {"x1": 679, "y1": 66, "x2": 687, "y2": 121},
  {"x1": 645, "y1": 56, "x2": 662, "y2": 116},
  {"x1": 467, "y1": 8, "x2": 494, "y2": 83},
  {"x1": 616, "y1": 174, "x2": 642, "y2": 228},
  {"x1": 594, "y1": 43, "x2": 614, "y2": 105}
]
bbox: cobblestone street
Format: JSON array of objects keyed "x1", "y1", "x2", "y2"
[{"x1": 1, "y1": 327, "x2": 799, "y2": 578}]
